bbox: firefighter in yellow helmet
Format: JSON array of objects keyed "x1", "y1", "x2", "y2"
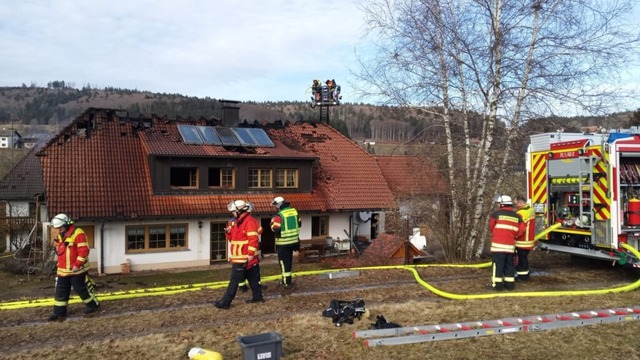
[
  {"x1": 515, "y1": 195, "x2": 536, "y2": 281},
  {"x1": 48, "y1": 214, "x2": 100, "y2": 321}
]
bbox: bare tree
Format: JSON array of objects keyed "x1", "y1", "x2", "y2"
[{"x1": 356, "y1": 0, "x2": 640, "y2": 260}]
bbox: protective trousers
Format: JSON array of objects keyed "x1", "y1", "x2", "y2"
[
  {"x1": 52, "y1": 272, "x2": 99, "y2": 316},
  {"x1": 491, "y1": 252, "x2": 515, "y2": 290},
  {"x1": 516, "y1": 249, "x2": 530, "y2": 279},
  {"x1": 277, "y1": 244, "x2": 295, "y2": 286},
  {"x1": 221, "y1": 264, "x2": 263, "y2": 305}
]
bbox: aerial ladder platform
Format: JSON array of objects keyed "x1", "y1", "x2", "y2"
[{"x1": 353, "y1": 306, "x2": 640, "y2": 347}]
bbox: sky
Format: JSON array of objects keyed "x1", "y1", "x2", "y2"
[
  {"x1": 2, "y1": 1, "x2": 640, "y2": 112},
  {"x1": 0, "y1": 0, "x2": 370, "y2": 103}
]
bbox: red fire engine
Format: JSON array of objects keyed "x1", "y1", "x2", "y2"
[{"x1": 526, "y1": 129, "x2": 640, "y2": 267}]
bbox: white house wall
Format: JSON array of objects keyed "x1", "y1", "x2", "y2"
[
  {"x1": 97, "y1": 219, "x2": 225, "y2": 274},
  {"x1": 41, "y1": 211, "x2": 386, "y2": 274}
]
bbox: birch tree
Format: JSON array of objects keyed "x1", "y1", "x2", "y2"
[{"x1": 356, "y1": 0, "x2": 640, "y2": 260}]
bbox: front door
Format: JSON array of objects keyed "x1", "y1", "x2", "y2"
[{"x1": 260, "y1": 218, "x2": 275, "y2": 253}]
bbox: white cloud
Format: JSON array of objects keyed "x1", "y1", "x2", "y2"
[{"x1": 0, "y1": 0, "x2": 368, "y2": 102}]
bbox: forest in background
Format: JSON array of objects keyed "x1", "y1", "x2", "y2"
[{"x1": 0, "y1": 81, "x2": 637, "y2": 145}]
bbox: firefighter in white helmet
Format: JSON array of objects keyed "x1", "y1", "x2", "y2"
[
  {"x1": 213, "y1": 200, "x2": 264, "y2": 309},
  {"x1": 270, "y1": 196, "x2": 301, "y2": 288},
  {"x1": 48, "y1": 213, "x2": 100, "y2": 321},
  {"x1": 237, "y1": 201, "x2": 267, "y2": 293},
  {"x1": 488, "y1": 196, "x2": 525, "y2": 291}
]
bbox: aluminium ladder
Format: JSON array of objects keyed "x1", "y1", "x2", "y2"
[{"x1": 353, "y1": 306, "x2": 640, "y2": 347}]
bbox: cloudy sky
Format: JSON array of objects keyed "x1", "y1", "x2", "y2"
[
  {"x1": 2, "y1": 1, "x2": 640, "y2": 111},
  {"x1": 0, "y1": 0, "x2": 370, "y2": 103}
]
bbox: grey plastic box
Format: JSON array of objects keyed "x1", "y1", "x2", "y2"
[{"x1": 237, "y1": 332, "x2": 284, "y2": 360}]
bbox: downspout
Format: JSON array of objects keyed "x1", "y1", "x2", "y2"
[{"x1": 100, "y1": 221, "x2": 105, "y2": 275}]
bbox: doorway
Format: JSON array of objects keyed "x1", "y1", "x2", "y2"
[{"x1": 260, "y1": 218, "x2": 275, "y2": 253}]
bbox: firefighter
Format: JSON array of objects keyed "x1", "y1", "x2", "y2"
[
  {"x1": 489, "y1": 196, "x2": 525, "y2": 291},
  {"x1": 271, "y1": 196, "x2": 300, "y2": 288},
  {"x1": 213, "y1": 200, "x2": 264, "y2": 309},
  {"x1": 515, "y1": 195, "x2": 536, "y2": 281},
  {"x1": 311, "y1": 79, "x2": 322, "y2": 102},
  {"x1": 238, "y1": 202, "x2": 266, "y2": 292},
  {"x1": 48, "y1": 214, "x2": 100, "y2": 321}
]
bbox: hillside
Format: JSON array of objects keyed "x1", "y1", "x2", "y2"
[{"x1": 0, "y1": 83, "x2": 636, "y2": 144}]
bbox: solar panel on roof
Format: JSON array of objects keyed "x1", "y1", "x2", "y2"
[
  {"x1": 216, "y1": 127, "x2": 241, "y2": 146},
  {"x1": 196, "y1": 126, "x2": 223, "y2": 145},
  {"x1": 177, "y1": 125, "x2": 203, "y2": 144},
  {"x1": 246, "y1": 128, "x2": 275, "y2": 147},
  {"x1": 232, "y1": 128, "x2": 260, "y2": 147}
]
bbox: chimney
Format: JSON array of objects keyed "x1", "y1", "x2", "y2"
[{"x1": 219, "y1": 99, "x2": 241, "y2": 127}]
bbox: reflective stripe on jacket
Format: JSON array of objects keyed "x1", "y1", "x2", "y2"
[
  {"x1": 56, "y1": 226, "x2": 91, "y2": 277},
  {"x1": 515, "y1": 205, "x2": 536, "y2": 250},
  {"x1": 229, "y1": 212, "x2": 261, "y2": 267},
  {"x1": 489, "y1": 206, "x2": 525, "y2": 253},
  {"x1": 272, "y1": 207, "x2": 300, "y2": 246}
]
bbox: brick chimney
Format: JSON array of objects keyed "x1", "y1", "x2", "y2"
[{"x1": 219, "y1": 99, "x2": 241, "y2": 127}]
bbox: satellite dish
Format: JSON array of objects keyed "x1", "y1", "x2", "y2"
[{"x1": 357, "y1": 211, "x2": 371, "y2": 222}]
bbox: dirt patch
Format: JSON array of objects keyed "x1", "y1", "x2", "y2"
[{"x1": 1, "y1": 252, "x2": 639, "y2": 360}]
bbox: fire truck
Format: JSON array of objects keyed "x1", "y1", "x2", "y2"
[{"x1": 526, "y1": 128, "x2": 640, "y2": 267}]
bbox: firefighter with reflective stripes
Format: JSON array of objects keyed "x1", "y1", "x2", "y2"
[
  {"x1": 48, "y1": 214, "x2": 100, "y2": 321},
  {"x1": 489, "y1": 196, "x2": 525, "y2": 291},
  {"x1": 515, "y1": 195, "x2": 536, "y2": 281},
  {"x1": 213, "y1": 200, "x2": 264, "y2": 309},
  {"x1": 238, "y1": 202, "x2": 266, "y2": 292},
  {"x1": 271, "y1": 196, "x2": 300, "y2": 288}
]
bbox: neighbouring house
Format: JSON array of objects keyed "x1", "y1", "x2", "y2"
[
  {"x1": 37, "y1": 105, "x2": 397, "y2": 274},
  {"x1": 375, "y1": 155, "x2": 448, "y2": 215},
  {"x1": 0, "y1": 129, "x2": 23, "y2": 148},
  {"x1": 375, "y1": 155, "x2": 449, "y2": 250},
  {"x1": 0, "y1": 147, "x2": 45, "y2": 252}
]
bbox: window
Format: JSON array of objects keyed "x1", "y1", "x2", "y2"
[
  {"x1": 208, "y1": 167, "x2": 235, "y2": 189},
  {"x1": 210, "y1": 222, "x2": 227, "y2": 261},
  {"x1": 311, "y1": 216, "x2": 329, "y2": 237},
  {"x1": 170, "y1": 167, "x2": 198, "y2": 189},
  {"x1": 126, "y1": 224, "x2": 189, "y2": 252},
  {"x1": 275, "y1": 169, "x2": 298, "y2": 188},
  {"x1": 248, "y1": 168, "x2": 272, "y2": 188},
  {"x1": 169, "y1": 224, "x2": 186, "y2": 247}
]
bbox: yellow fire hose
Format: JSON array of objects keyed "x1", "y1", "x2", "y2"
[{"x1": 2, "y1": 223, "x2": 638, "y2": 310}]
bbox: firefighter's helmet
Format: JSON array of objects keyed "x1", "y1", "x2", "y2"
[
  {"x1": 494, "y1": 195, "x2": 513, "y2": 205},
  {"x1": 272, "y1": 196, "x2": 285, "y2": 208},
  {"x1": 51, "y1": 213, "x2": 72, "y2": 228},
  {"x1": 229, "y1": 200, "x2": 249, "y2": 212}
]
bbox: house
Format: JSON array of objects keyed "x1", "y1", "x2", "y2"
[
  {"x1": 375, "y1": 155, "x2": 448, "y2": 215},
  {"x1": 0, "y1": 129, "x2": 23, "y2": 148},
  {"x1": 0, "y1": 147, "x2": 45, "y2": 251},
  {"x1": 37, "y1": 106, "x2": 397, "y2": 274}
]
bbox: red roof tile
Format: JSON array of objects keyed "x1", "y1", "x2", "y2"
[
  {"x1": 375, "y1": 155, "x2": 448, "y2": 197},
  {"x1": 38, "y1": 108, "x2": 397, "y2": 220}
]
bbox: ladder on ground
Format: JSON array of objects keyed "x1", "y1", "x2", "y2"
[{"x1": 353, "y1": 306, "x2": 640, "y2": 347}]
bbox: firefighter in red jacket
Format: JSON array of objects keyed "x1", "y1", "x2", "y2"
[
  {"x1": 237, "y1": 202, "x2": 265, "y2": 292},
  {"x1": 48, "y1": 214, "x2": 100, "y2": 321},
  {"x1": 213, "y1": 200, "x2": 264, "y2": 309},
  {"x1": 489, "y1": 196, "x2": 525, "y2": 291},
  {"x1": 515, "y1": 195, "x2": 536, "y2": 281}
]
